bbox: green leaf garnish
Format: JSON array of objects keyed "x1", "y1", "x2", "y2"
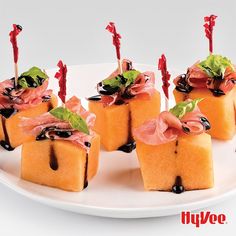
[
  {"x1": 102, "y1": 70, "x2": 140, "y2": 88},
  {"x1": 123, "y1": 70, "x2": 141, "y2": 87},
  {"x1": 198, "y1": 54, "x2": 234, "y2": 78},
  {"x1": 18, "y1": 67, "x2": 48, "y2": 88},
  {"x1": 49, "y1": 107, "x2": 89, "y2": 135},
  {"x1": 169, "y1": 98, "x2": 203, "y2": 119}
]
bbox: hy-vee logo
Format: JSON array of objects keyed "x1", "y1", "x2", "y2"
[{"x1": 181, "y1": 211, "x2": 227, "y2": 227}]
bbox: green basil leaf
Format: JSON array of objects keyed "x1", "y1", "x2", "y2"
[
  {"x1": 103, "y1": 75, "x2": 122, "y2": 88},
  {"x1": 18, "y1": 77, "x2": 28, "y2": 88},
  {"x1": 18, "y1": 67, "x2": 48, "y2": 88},
  {"x1": 169, "y1": 98, "x2": 203, "y2": 119},
  {"x1": 102, "y1": 70, "x2": 140, "y2": 88},
  {"x1": 198, "y1": 54, "x2": 234, "y2": 77},
  {"x1": 123, "y1": 70, "x2": 140, "y2": 87},
  {"x1": 49, "y1": 107, "x2": 89, "y2": 135}
]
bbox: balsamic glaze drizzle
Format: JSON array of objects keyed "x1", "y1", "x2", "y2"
[
  {"x1": 200, "y1": 117, "x2": 211, "y2": 130},
  {"x1": 118, "y1": 141, "x2": 136, "y2": 153},
  {"x1": 49, "y1": 145, "x2": 58, "y2": 171},
  {"x1": 84, "y1": 153, "x2": 89, "y2": 189},
  {"x1": 175, "y1": 74, "x2": 193, "y2": 94},
  {"x1": 87, "y1": 95, "x2": 101, "y2": 101},
  {"x1": 172, "y1": 176, "x2": 185, "y2": 194},
  {"x1": 0, "y1": 116, "x2": 14, "y2": 151},
  {"x1": 117, "y1": 110, "x2": 136, "y2": 153}
]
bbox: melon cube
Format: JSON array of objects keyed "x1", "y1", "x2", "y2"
[
  {"x1": 0, "y1": 94, "x2": 57, "y2": 149},
  {"x1": 89, "y1": 90, "x2": 160, "y2": 151},
  {"x1": 21, "y1": 134, "x2": 100, "y2": 192},
  {"x1": 173, "y1": 87, "x2": 236, "y2": 140},
  {"x1": 136, "y1": 133, "x2": 213, "y2": 191}
]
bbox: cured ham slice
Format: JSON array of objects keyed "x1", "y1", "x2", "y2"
[
  {"x1": 129, "y1": 72, "x2": 155, "y2": 97},
  {"x1": 134, "y1": 104, "x2": 209, "y2": 145},
  {"x1": 21, "y1": 96, "x2": 96, "y2": 150},
  {"x1": 0, "y1": 78, "x2": 52, "y2": 110},
  {"x1": 174, "y1": 63, "x2": 236, "y2": 94}
]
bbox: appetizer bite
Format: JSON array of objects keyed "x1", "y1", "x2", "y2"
[
  {"x1": 88, "y1": 22, "x2": 160, "y2": 152},
  {"x1": 173, "y1": 15, "x2": 236, "y2": 140},
  {"x1": 20, "y1": 61, "x2": 100, "y2": 192},
  {"x1": 0, "y1": 24, "x2": 57, "y2": 151},
  {"x1": 134, "y1": 99, "x2": 213, "y2": 193}
]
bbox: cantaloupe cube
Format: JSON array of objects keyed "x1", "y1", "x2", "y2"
[
  {"x1": 174, "y1": 87, "x2": 236, "y2": 140},
  {"x1": 21, "y1": 134, "x2": 100, "y2": 192},
  {"x1": 89, "y1": 101, "x2": 130, "y2": 151},
  {"x1": 136, "y1": 133, "x2": 213, "y2": 191},
  {"x1": 89, "y1": 90, "x2": 160, "y2": 151},
  {"x1": 0, "y1": 95, "x2": 57, "y2": 149},
  {"x1": 129, "y1": 91, "x2": 161, "y2": 136}
]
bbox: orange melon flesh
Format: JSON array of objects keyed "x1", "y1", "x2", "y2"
[
  {"x1": 129, "y1": 91, "x2": 161, "y2": 136},
  {"x1": 174, "y1": 87, "x2": 236, "y2": 140},
  {"x1": 21, "y1": 134, "x2": 100, "y2": 192},
  {"x1": 89, "y1": 90, "x2": 160, "y2": 151},
  {"x1": 0, "y1": 94, "x2": 57, "y2": 148},
  {"x1": 136, "y1": 133, "x2": 213, "y2": 191}
]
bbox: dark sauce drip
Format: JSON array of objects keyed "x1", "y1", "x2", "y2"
[
  {"x1": 87, "y1": 95, "x2": 101, "y2": 101},
  {"x1": 36, "y1": 127, "x2": 73, "y2": 141},
  {"x1": 182, "y1": 126, "x2": 190, "y2": 133},
  {"x1": 114, "y1": 99, "x2": 125, "y2": 105},
  {"x1": 84, "y1": 153, "x2": 89, "y2": 189},
  {"x1": 49, "y1": 145, "x2": 58, "y2": 171},
  {"x1": 98, "y1": 84, "x2": 120, "y2": 95},
  {"x1": 118, "y1": 141, "x2": 136, "y2": 153},
  {"x1": 48, "y1": 101, "x2": 53, "y2": 111},
  {"x1": 84, "y1": 141, "x2": 91, "y2": 148},
  {"x1": 55, "y1": 131, "x2": 72, "y2": 138},
  {"x1": 42, "y1": 95, "x2": 51, "y2": 102},
  {"x1": 175, "y1": 74, "x2": 193, "y2": 94},
  {"x1": 200, "y1": 117, "x2": 211, "y2": 130},
  {"x1": 209, "y1": 88, "x2": 225, "y2": 97},
  {"x1": 209, "y1": 75, "x2": 225, "y2": 97},
  {"x1": 0, "y1": 107, "x2": 17, "y2": 118},
  {"x1": 174, "y1": 140, "x2": 178, "y2": 154},
  {"x1": 117, "y1": 110, "x2": 136, "y2": 153},
  {"x1": 121, "y1": 88, "x2": 135, "y2": 100},
  {"x1": 172, "y1": 176, "x2": 185, "y2": 194},
  {"x1": 0, "y1": 116, "x2": 14, "y2": 151}
]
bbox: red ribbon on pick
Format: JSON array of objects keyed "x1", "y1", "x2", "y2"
[
  {"x1": 204, "y1": 15, "x2": 217, "y2": 54},
  {"x1": 158, "y1": 54, "x2": 171, "y2": 99},
  {"x1": 55, "y1": 60, "x2": 67, "y2": 104},
  {"x1": 106, "y1": 22, "x2": 121, "y2": 60},
  {"x1": 9, "y1": 24, "x2": 22, "y2": 63}
]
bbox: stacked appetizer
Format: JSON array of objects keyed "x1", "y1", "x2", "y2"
[
  {"x1": 88, "y1": 23, "x2": 160, "y2": 152},
  {"x1": 174, "y1": 15, "x2": 236, "y2": 140},
  {"x1": 0, "y1": 25, "x2": 57, "y2": 151},
  {"x1": 134, "y1": 99, "x2": 213, "y2": 193},
  {"x1": 174, "y1": 55, "x2": 236, "y2": 140},
  {"x1": 20, "y1": 61, "x2": 100, "y2": 191}
]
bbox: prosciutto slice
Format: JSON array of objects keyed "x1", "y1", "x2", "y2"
[
  {"x1": 20, "y1": 96, "x2": 96, "y2": 151},
  {"x1": 134, "y1": 104, "x2": 208, "y2": 145},
  {"x1": 100, "y1": 59, "x2": 156, "y2": 106},
  {"x1": 174, "y1": 62, "x2": 236, "y2": 94},
  {"x1": 0, "y1": 78, "x2": 52, "y2": 110},
  {"x1": 129, "y1": 71, "x2": 155, "y2": 97}
]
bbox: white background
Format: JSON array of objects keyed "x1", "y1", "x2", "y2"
[{"x1": 0, "y1": 0, "x2": 236, "y2": 235}]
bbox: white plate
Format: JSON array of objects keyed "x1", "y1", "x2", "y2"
[{"x1": 0, "y1": 63, "x2": 236, "y2": 218}]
